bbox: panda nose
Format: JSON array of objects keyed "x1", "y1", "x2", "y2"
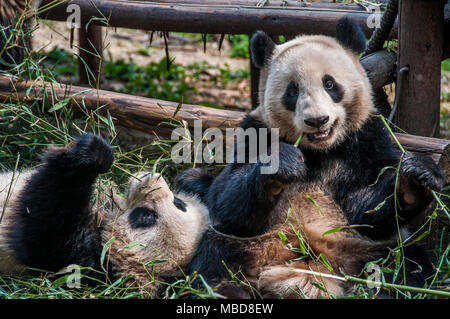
[{"x1": 304, "y1": 116, "x2": 329, "y2": 129}]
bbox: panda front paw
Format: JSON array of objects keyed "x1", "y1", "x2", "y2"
[
  {"x1": 263, "y1": 141, "x2": 307, "y2": 183},
  {"x1": 44, "y1": 133, "x2": 114, "y2": 174},
  {"x1": 258, "y1": 142, "x2": 306, "y2": 201},
  {"x1": 175, "y1": 168, "x2": 214, "y2": 202},
  {"x1": 400, "y1": 153, "x2": 444, "y2": 192},
  {"x1": 72, "y1": 133, "x2": 114, "y2": 173}
]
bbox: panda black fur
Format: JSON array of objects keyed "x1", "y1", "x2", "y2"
[
  {"x1": 177, "y1": 19, "x2": 444, "y2": 298},
  {"x1": 0, "y1": 134, "x2": 208, "y2": 296},
  {"x1": 0, "y1": 0, "x2": 41, "y2": 70}
]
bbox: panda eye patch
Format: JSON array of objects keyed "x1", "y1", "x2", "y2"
[
  {"x1": 322, "y1": 74, "x2": 343, "y2": 103},
  {"x1": 282, "y1": 81, "x2": 299, "y2": 111},
  {"x1": 129, "y1": 207, "x2": 157, "y2": 229},
  {"x1": 173, "y1": 196, "x2": 187, "y2": 212}
]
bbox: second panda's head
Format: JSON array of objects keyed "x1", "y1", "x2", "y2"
[
  {"x1": 250, "y1": 19, "x2": 376, "y2": 150},
  {"x1": 102, "y1": 172, "x2": 208, "y2": 292}
]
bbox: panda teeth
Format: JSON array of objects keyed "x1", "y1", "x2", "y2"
[{"x1": 313, "y1": 128, "x2": 331, "y2": 139}]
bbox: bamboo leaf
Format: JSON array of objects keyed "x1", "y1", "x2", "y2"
[
  {"x1": 123, "y1": 242, "x2": 146, "y2": 250},
  {"x1": 101, "y1": 236, "x2": 116, "y2": 269},
  {"x1": 322, "y1": 227, "x2": 343, "y2": 236},
  {"x1": 278, "y1": 231, "x2": 288, "y2": 245},
  {"x1": 319, "y1": 253, "x2": 334, "y2": 272}
]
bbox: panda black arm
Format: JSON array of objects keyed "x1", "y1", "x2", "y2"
[
  {"x1": 9, "y1": 134, "x2": 114, "y2": 279},
  {"x1": 207, "y1": 140, "x2": 306, "y2": 237}
]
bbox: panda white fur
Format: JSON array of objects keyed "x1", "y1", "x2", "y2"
[
  {"x1": 177, "y1": 19, "x2": 444, "y2": 298},
  {"x1": 0, "y1": 134, "x2": 208, "y2": 296}
]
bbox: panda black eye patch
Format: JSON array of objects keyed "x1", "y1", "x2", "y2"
[
  {"x1": 129, "y1": 207, "x2": 157, "y2": 229},
  {"x1": 173, "y1": 196, "x2": 187, "y2": 212},
  {"x1": 322, "y1": 74, "x2": 344, "y2": 103},
  {"x1": 282, "y1": 81, "x2": 299, "y2": 111}
]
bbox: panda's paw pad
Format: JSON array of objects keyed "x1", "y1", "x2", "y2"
[
  {"x1": 400, "y1": 153, "x2": 444, "y2": 192},
  {"x1": 71, "y1": 133, "x2": 114, "y2": 173}
]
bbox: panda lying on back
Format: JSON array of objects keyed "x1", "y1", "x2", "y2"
[
  {"x1": 177, "y1": 19, "x2": 444, "y2": 298},
  {"x1": 0, "y1": 134, "x2": 208, "y2": 296}
]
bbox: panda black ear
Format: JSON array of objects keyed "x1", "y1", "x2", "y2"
[
  {"x1": 336, "y1": 17, "x2": 367, "y2": 55},
  {"x1": 250, "y1": 31, "x2": 276, "y2": 68}
]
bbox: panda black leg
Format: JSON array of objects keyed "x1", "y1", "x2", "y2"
[
  {"x1": 10, "y1": 134, "x2": 114, "y2": 278},
  {"x1": 207, "y1": 142, "x2": 306, "y2": 237}
]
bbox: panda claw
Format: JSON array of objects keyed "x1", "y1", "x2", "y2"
[{"x1": 400, "y1": 153, "x2": 444, "y2": 192}]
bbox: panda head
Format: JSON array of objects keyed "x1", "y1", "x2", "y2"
[
  {"x1": 250, "y1": 19, "x2": 376, "y2": 150},
  {"x1": 102, "y1": 172, "x2": 208, "y2": 289}
]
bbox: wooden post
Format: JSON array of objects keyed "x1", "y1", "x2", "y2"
[
  {"x1": 78, "y1": 24, "x2": 103, "y2": 86},
  {"x1": 393, "y1": 0, "x2": 445, "y2": 138}
]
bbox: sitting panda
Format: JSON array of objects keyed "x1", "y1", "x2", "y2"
[
  {"x1": 0, "y1": 0, "x2": 41, "y2": 70},
  {"x1": 0, "y1": 133, "x2": 208, "y2": 296},
  {"x1": 176, "y1": 19, "x2": 444, "y2": 298}
]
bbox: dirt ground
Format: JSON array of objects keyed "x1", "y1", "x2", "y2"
[
  {"x1": 33, "y1": 21, "x2": 252, "y2": 110},
  {"x1": 33, "y1": 20, "x2": 450, "y2": 138}
]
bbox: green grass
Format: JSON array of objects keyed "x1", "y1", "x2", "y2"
[{"x1": 40, "y1": 47, "x2": 249, "y2": 105}]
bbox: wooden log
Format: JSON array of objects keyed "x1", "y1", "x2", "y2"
[
  {"x1": 0, "y1": 76, "x2": 245, "y2": 134},
  {"x1": 138, "y1": 0, "x2": 374, "y2": 11},
  {"x1": 360, "y1": 47, "x2": 397, "y2": 90},
  {"x1": 39, "y1": 0, "x2": 390, "y2": 38},
  {"x1": 393, "y1": 0, "x2": 445, "y2": 138},
  {"x1": 0, "y1": 76, "x2": 448, "y2": 182}
]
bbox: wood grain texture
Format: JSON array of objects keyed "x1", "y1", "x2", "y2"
[
  {"x1": 393, "y1": 0, "x2": 445, "y2": 138},
  {"x1": 39, "y1": 0, "x2": 390, "y2": 38}
]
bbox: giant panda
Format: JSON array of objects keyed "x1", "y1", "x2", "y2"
[
  {"x1": 0, "y1": 0, "x2": 41, "y2": 70},
  {"x1": 0, "y1": 133, "x2": 208, "y2": 296},
  {"x1": 176, "y1": 19, "x2": 444, "y2": 298}
]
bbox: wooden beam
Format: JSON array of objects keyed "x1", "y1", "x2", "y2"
[
  {"x1": 138, "y1": 0, "x2": 373, "y2": 11},
  {"x1": 0, "y1": 76, "x2": 245, "y2": 134},
  {"x1": 393, "y1": 0, "x2": 445, "y2": 138},
  {"x1": 0, "y1": 76, "x2": 448, "y2": 181},
  {"x1": 39, "y1": 0, "x2": 391, "y2": 38}
]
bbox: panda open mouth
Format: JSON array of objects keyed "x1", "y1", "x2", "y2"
[{"x1": 306, "y1": 121, "x2": 337, "y2": 142}]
